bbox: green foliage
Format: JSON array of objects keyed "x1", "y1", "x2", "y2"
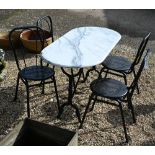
[{"x1": 0, "y1": 60, "x2": 6, "y2": 73}]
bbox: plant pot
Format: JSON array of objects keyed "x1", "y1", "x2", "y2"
[
  {"x1": 0, "y1": 118, "x2": 78, "y2": 146},
  {"x1": 20, "y1": 30, "x2": 52, "y2": 54},
  {"x1": 0, "y1": 31, "x2": 20, "y2": 50}
]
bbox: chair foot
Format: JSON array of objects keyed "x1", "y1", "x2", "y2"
[
  {"x1": 120, "y1": 137, "x2": 131, "y2": 145},
  {"x1": 13, "y1": 96, "x2": 17, "y2": 102},
  {"x1": 132, "y1": 116, "x2": 136, "y2": 123},
  {"x1": 136, "y1": 87, "x2": 140, "y2": 94},
  {"x1": 41, "y1": 89, "x2": 45, "y2": 94},
  {"x1": 79, "y1": 123, "x2": 83, "y2": 129},
  {"x1": 57, "y1": 110, "x2": 63, "y2": 119},
  {"x1": 118, "y1": 101, "x2": 129, "y2": 144}
]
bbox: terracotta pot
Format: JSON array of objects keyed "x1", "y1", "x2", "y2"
[
  {"x1": 0, "y1": 31, "x2": 20, "y2": 50},
  {"x1": 20, "y1": 30, "x2": 52, "y2": 54}
]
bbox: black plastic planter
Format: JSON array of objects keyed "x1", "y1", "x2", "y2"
[{"x1": 0, "y1": 118, "x2": 78, "y2": 146}]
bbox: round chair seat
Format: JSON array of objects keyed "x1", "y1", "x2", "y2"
[
  {"x1": 20, "y1": 66, "x2": 54, "y2": 81},
  {"x1": 90, "y1": 78, "x2": 128, "y2": 99},
  {"x1": 102, "y1": 55, "x2": 132, "y2": 72}
]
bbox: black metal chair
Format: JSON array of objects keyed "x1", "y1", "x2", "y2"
[
  {"x1": 9, "y1": 26, "x2": 60, "y2": 118},
  {"x1": 79, "y1": 49, "x2": 150, "y2": 143},
  {"x1": 99, "y1": 32, "x2": 151, "y2": 94},
  {"x1": 36, "y1": 16, "x2": 55, "y2": 90}
]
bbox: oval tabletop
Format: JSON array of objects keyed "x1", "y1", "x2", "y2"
[{"x1": 41, "y1": 27, "x2": 121, "y2": 68}]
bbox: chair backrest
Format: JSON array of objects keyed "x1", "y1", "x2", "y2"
[
  {"x1": 9, "y1": 26, "x2": 45, "y2": 71},
  {"x1": 131, "y1": 32, "x2": 151, "y2": 70},
  {"x1": 128, "y1": 49, "x2": 150, "y2": 97},
  {"x1": 36, "y1": 16, "x2": 54, "y2": 42}
]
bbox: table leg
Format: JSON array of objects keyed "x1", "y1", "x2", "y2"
[{"x1": 57, "y1": 68, "x2": 82, "y2": 123}]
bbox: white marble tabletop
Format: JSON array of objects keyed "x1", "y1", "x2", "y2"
[{"x1": 41, "y1": 27, "x2": 121, "y2": 68}]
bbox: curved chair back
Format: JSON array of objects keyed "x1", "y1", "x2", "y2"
[
  {"x1": 9, "y1": 26, "x2": 45, "y2": 71},
  {"x1": 131, "y1": 32, "x2": 151, "y2": 70},
  {"x1": 36, "y1": 16, "x2": 54, "y2": 42},
  {"x1": 128, "y1": 49, "x2": 150, "y2": 97}
]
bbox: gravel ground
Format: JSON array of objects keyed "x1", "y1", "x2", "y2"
[{"x1": 0, "y1": 9, "x2": 155, "y2": 146}]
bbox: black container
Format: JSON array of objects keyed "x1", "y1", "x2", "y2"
[{"x1": 0, "y1": 118, "x2": 78, "y2": 146}]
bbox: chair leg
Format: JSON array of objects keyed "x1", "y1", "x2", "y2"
[
  {"x1": 13, "y1": 74, "x2": 20, "y2": 101},
  {"x1": 52, "y1": 76, "x2": 60, "y2": 111},
  {"x1": 89, "y1": 95, "x2": 97, "y2": 111},
  {"x1": 71, "y1": 103, "x2": 81, "y2": 123},
  {"x1": 81, "y1": 69, "x2": 85, "y2": 81},
  {"x1": 123, "y1": 73, "x2": 127, "y2": 85},
  {"x1": 128, "y1": 97, "x2": 136, "y2": 123},
  {"x1": 41, "y1": 80, "x2": 45, "y2": 94},
  {"x1": 79, "y1": 93, "x2": 94, "y2": 129},
  {"x1": 118, "y1": 101, "x2": 129, "y2": 143},
  {"x1": 98, "y1": 67, "x2": 105, "y2": 78},
  {"x1": 25, "y1": 82, "x2": 30, "y2": 118},
  {"x1": 104, "y1": 69, "x2": 109, "y2": 78},
  {"x1": 133, "y1": 70, "x2": 140, "y2": 94}
]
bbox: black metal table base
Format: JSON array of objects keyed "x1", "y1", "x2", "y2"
[
  {"x1": 57, "y1": 102, "x2": 81, "y2": 123},
  {"x1": 57, "y1": 68, "x2": 83, "y2": 123},
  {"x1": 81, "y1": 66, "x2": 100, "y2": 83}
]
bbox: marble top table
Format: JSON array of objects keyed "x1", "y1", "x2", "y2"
[
  {"x1": 41, "y1": 27, "x2": 121, "y2": 124},
  {"x1": 41, "y1": 27, "x2": 121, "y2": 68}
]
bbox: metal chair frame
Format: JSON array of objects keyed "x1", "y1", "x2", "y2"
[
  {"x1": 99, "y1": 32, "x2": 151, "y2": 93},
  {"x1": 36, "y1": 15, "x2": 54, "y2": 42},
  {"x1": 79, "y1": 49, "x2": 150, "y2": 143},
  {"x1": 36, "y1": 15, "x2": 55, "y2": 89},
  {"x1": 9, "y1": 26, "x2": 60, "y2": 118}
]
